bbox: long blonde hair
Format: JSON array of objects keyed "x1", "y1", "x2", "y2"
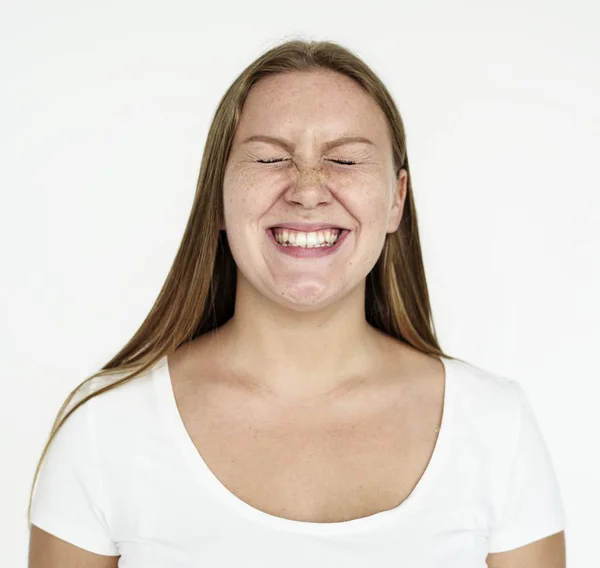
[{"x1": 27, "y1": 38, "x2": 463, "y2": 526}]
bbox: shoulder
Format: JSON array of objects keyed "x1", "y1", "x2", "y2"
[
  {"x1": 442, "y1": 357, "x2": 528, "y2": 459},
  {"x1": 392, "y1": 341, "x2": 521, "y2": 415},
  {"x1": 68, "y1": 359, "x2": 164, "y2": 438},
  {"x1": 445, "y1": 356, "x2": 522, "y2": 413}
]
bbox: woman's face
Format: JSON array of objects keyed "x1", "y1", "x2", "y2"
[{"x1": 222, "y1": 69, "x2": 407, "y2": 310}]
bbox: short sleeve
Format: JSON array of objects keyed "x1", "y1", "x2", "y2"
[
  {"x1": 488, "y1": 380, "x2": 567, "y2": 553},
  {"x1": 29, "y1": 395, "x2": 119, "y2": 556}
]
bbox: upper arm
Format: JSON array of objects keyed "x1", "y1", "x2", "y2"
[
  {"x1": 486, "y1": 530, "x2": 566, "y2": 568},
  {"x1": 29, "y1": 398, "x2": 119, "y2": 557},
  {"x1": 487, "y1": 381, "x2": 566, "y2": 554},
  {"x1": 29, "y1": 524, "x2": 120, "y2": 568}
]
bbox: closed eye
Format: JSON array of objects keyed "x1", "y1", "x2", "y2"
[
  {"x1": 256, "y1": 158, "x2": 287, "y2": 164},
  {"x1": 256, "y1": 158, "x2": 357, "y2": 165}
]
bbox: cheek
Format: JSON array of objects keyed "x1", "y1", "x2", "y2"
[
  {"x1": 224, "y1": 165, "x2": 390, "y2": 228},
  {"x1": 222, "y1": 170, "x2": 272, "y2": 223},
  {"x1": 343, "y1": 186, "x2": 390, "y2": 228}
]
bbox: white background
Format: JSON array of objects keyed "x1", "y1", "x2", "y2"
[{"x1": 2, "y1": 1, "x2": 598, "y2": 565}]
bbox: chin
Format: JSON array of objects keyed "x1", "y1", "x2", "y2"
[{"x1": 270, "y1": 282, "x2": 349, "y2": 310}]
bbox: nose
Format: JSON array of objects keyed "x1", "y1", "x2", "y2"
[{"x1": 284, "y1": 162, "x2": 333, "y2": 208}]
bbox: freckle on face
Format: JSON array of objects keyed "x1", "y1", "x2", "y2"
[
  {"x1": 229, "y1": 70, "x2": 394, "y2": 170},
  {"x1": 222, "y1": 70, "x2": 398, "y2": 251}
]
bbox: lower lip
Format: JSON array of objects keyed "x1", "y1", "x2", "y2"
[{"x1": 266, "y1": 228, "x2": 351, "y2": 258}]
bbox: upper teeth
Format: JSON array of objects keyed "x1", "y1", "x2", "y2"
[{"x1": 272, "y1": 228, "x2": 341, "y2": 247}]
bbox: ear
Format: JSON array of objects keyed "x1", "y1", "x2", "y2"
[{"x1": 387, "y1": 169, "x2": 408, "y2": 233}]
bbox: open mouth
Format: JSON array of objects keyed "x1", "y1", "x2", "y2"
[
  {"x1": 269, "y1": 227, "x2": 347, "y2": 248},
  {"x1": 266, "y1": 227, "x2": 351, "y2": 257}
]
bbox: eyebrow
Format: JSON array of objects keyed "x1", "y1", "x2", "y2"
[{"x1": 240, "y1": 134, "x2": 376, "y2": 152}]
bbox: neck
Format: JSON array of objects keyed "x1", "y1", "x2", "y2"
[{"x1": 209, "y1": 280, "x2": 395, "y2": 399}]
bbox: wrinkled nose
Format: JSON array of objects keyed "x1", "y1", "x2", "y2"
[
  {"x1": 294, "y1": 161, "x2": 327, "y2": 184},
  {"x1": 286, "y1": 162, "x2": 333, "y2": 206}
]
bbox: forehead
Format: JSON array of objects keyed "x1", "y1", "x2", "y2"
[{"x1": 234, "y1": 70, "x2": 389, "y2": 146}]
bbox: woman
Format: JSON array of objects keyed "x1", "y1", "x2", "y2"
[{"x1": 27, "y1": 39, "x2": 566, "y2": 567}]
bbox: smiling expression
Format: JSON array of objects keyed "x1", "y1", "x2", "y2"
[{"x1": 222, "y1": 69, "x2": 407, "y2": 309}]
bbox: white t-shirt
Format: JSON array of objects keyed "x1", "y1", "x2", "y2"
[{"x1": 29, "y1": 355, "x2": 566, "y2": 567}]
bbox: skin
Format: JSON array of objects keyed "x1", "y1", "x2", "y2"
[
  {"x1": 217, "y1": 68, "x2": 409, "y2": 399},
  {"x1": 29, "y1": 526, "x2": 119, "y2": 567},
  {"x1": 28, "y1": 69, "x2": 566, "y2": 567},
  {"x1": 29, "y1": 68, "x2": 410, "y2": 567},
  {"x1": 486, "y1": 532, "x2": 566, "y2": 567},
  {"x1": 215, "y1": 68, "x2": 567, "y2": 566}
]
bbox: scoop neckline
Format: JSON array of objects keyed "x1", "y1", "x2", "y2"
[{"x1": 153, "y1": 353, "x2": 456, "y2": 535}]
